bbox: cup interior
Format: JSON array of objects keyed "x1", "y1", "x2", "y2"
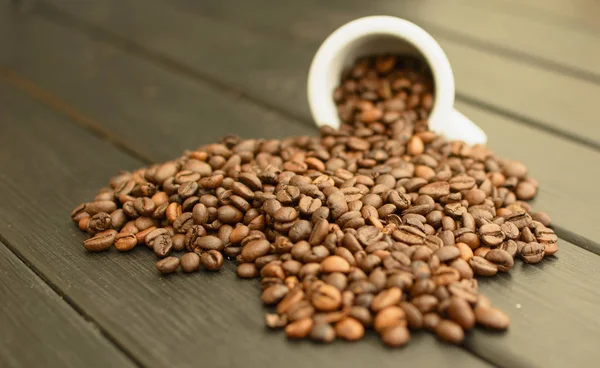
[
  {"x1": 311, "y1": 34, "x2": 428, "y2": 130},
  {"x1": 308, "y1": 16, "x2": 456, "y2": 133}
]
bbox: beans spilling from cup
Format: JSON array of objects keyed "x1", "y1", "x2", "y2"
[{"x1": 70, "y1": 54, "x2": 557, "y2": 347}]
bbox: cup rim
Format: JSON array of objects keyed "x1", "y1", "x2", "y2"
[{"x1": 307, "y1": 15, "x2": 455, "y2": 132}]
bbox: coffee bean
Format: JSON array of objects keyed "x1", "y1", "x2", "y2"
[
  {"x1": 242, "y1": 239, "x2": 271, "y2": 261},
  {"x1": 201, "y1": 250, "x2": 224, "y2": 271},
  {"x1": 273, "y1": 207, "x2": 298, "y2": 223},
  {"x1": 288, "y1": 220, "x2": 313, "y2": 242},
  {"x1": 400, "y1": 302, "x2": 423, "y2": 329},
  {"x1": 335, "y1": 317, "x2": 364, "y2": 341},
  {"x1": 380, "y1": 324, "x2": 411, "y2": 347},
  {"x1": 419, "y1": 182, "x2": 450, "y2": 199},
  {"x1": 447, "y1": 297, "x2": 475, "y2": 330},
  {"x1": 520, "y1": 242, "x2": 545, "y2": 264},
  {"x1": 156, "y1": 257, "x2": 180, "y2": 274},
  {"x1": 469, "y1": 256, "x2": 498, "y2": 276},
  {"x1": 423, "y1": 312, "x2": 441, "y2": 331},
  {"x1": 374, "y1": 306, "x2": 406, "y2": 334},
  {"x1": 327, "y1": 191, "x2": 348, "y2": 219},
  {"x1": 357, "y1": 226, "x2": 383, "y2": 245},
  {"x1": 196, "y1": 235, "x2": 224, "y2": 251},
  {"x1": 152, "y1": 234, "x2": 173, "y2": 258},
  {"x1": 321, "y1": 256, "x2": 351, "y2": 273},
  {"x1": 434, "y1": 246, "x2": 460, "y2": 263},
  {"x1": 435, "y1": 320, "x2": 464, "y2": 344},
  {"x1": 309, "y1": 219, "x2": 330, "y2": 246},
  {"x1": 237, "y1": 263, "x2": 258, "y2": 278},
  {"x1": 312, "y1": 284, "x2": 342, "y2": 312},
  {"x1": 83, "y1": 229, "x2": 117, "y2": 251},
  {"x1": 479, "y1": 223, "x2": 505, "y2": 246},
  {"x1": 217, "y1": 205, "x2": 243, "y2": 224},
  {"x1": 456, "y1": 242, "x2": 473, "y2": 261},
  {"x1": 261, "y1": 284, "x2": 290, "y2": 305},
  {"x1": 475, "y1": 306, "x2": 510, "y2": 330},
  {"x1": 485, "y1": 249, "x2": 514, "y2": 272},
  {"x1": 371, "y1": 287, "x2": 402, "y2": 312},
  {"x1": 285, "y1": 317, "x2": 313, "y2": 339},
  {"x1": 115, "y1": 233, "x2": 138, "y2": 252},
  {"x1": 88, "y1": 212, "x2": 112, "y2": 232},
  {"x1": 180, "y1": 252, "x2": 201, "y2": 272},
  {"x1": 310, "y1": 323, "x2": 336, "y2": 343}
]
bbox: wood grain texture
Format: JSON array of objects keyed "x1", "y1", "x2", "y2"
[
  {"x1": 0, "y1": 241, "x2": 135, "y2": 368},
  {"x1": 14, "y1": 0, "x2": 600, "y2": 250},
  {"x1": 377, "y1": 0, "x2": 600, "y2": 78},
  {"x1": 42, "y1": 0, "x2": 600, "y2": 148},
  {"x1": 486, "y1": 0, "x2": 600, "y2": 32},
  {"x1": 0, "y1": 84, "x2": 489, "y2": 367},
  {"x1": 0, "y1": 6, "x2": 316, "y2": 164}
]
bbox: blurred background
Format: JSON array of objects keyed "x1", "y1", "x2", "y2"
[{"x1": 1, "y1": 1, "x2": 600, "y2": 368}]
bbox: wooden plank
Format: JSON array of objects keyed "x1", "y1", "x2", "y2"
[
  {"x1": 0, "y1": 240, "x2": 136, "y2": 368},
  {"x1": 487, "y1": 0, "x2": 600, "y2": 32},
  {"x1": 0, "y1": 82, "x2": 489, "y2": 366},
  {"x1": 376, "y1": 0, "x2": 600, "y2": 76},
  {"x1": 42, "y1": 0, "x2": 600, "y2": 149},
  {"x1": 0, "y1": 4, "x2": 316, "y2": 164},
  {"x1": 19, "y1": 0, "x2": 600, "y2": 250},
  {"x1": 1, "y1": 8, "x2": 600, "y2": 368}
]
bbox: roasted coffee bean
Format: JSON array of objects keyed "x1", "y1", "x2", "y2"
[
  {"x1": 237, "y1": 263, "x2": 258, "y2": 279},
  {"x1": 371, "y1": 287, "x2": 402, "y2": 312},
  {"x1": 381, "y1": 325, "x2": 411, "y2": 347},
  {"x1": 310, "y1": 323, "x2": 336, "y2": 343},
  {"x1": 435, "y1": 320, "x2": 464, "y2": 344},
  {"x1": 479, "y1": 223, "x2": 505, "y2": 246},
  {"x1": 261, "y1": 284, "x2": 290, "y2": 305},
  {"x1": 321, "y1": 255, "x2": 351, "y2": 273},
  {"x1": 196, "y1": 235, "x2": 224, "y2": 251},
  {"x1": 88, "y1": 212, "x2": 112, "y2": 232},
  {"x1": 265, "y1": 313, "x2": 288, "y2": 329},
  {"x1": 469, "y1": 256, "x2": 498, "y2": 276},
  {"x1": 434, "y1": 246, "x2": 460, "y2": 263},
  {"x1": 152, "y1": 234, "x2": 173, "y2": 258},
  {"x1": 447, "y1": 297, "x2": 475, "y2": 330},
  {"x1": 335, "y1": 317, "x2": 365, "y2": 341},
  {"x1": 217, "y1": 205, "x2": 243, "y2": 224},
  {"x1": 312, "y1": 284, "x2": 342, "y2": 312},
  {"x1": 485, "y1": 249, "x2": 514, "y2": 272},
  {"x1": 374, "y1": 306, "x2": 406, "y2": 334},
  {"x1": 83, "y1": 229, "x2": 117, "y2": 251},
  {"x1": 289, "y1": 220, "x2": 313, "y2": 242},
  {"x1": 475, "y1": 306, "x2": 510, "y2": 330},
  {"x1": 423, "y1": 313, "x2": 441, "y2": 331},
  {"x1": 156, "y1": 257, "x2": 179, "y2": 274},
  {"x1": 285, "y1": 317, "x2": 313, "y2": 339},
  {"x1": 201, "y1": 250, "x2": 224, "y2": 271},
  {"x1": 520, "y1": 242, "x2": 545, "y2": 264},
  {"x1": 400, "y1": 302, "x2": 423, "y2": 329},
  {"x1": 115, "y1": 233, "x2": 138, "y2": 252},
  {"x1": 180, "y1": 252, "x2": 201, "y2": 273}
]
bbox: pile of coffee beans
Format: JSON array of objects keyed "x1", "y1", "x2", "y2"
[{"x1": 70, "y1": 54, "x2": 558, "y2": 347}]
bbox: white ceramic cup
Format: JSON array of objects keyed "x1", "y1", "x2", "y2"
[{"x1": 307, "y1": 16, "x2": 487, "y2": 145}]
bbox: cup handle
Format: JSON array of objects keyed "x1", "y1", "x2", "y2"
[{"x1": 436, "y1": 108, "x2": 487, "y2": 145}]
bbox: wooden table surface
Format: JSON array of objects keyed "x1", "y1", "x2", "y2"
[{"x1": 1, "y1": 1, "x2": 599, "y2": 367}]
